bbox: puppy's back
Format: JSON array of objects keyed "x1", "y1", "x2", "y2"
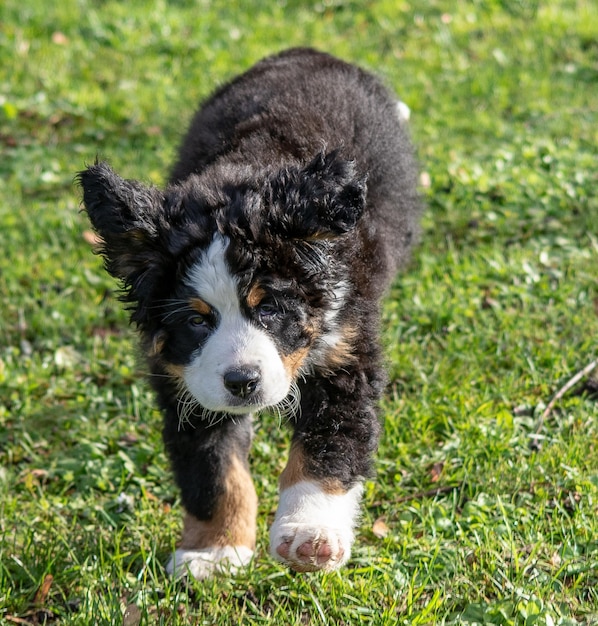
[{"x1": 170, "y1": 48, "x2": 420, "y2": 283}]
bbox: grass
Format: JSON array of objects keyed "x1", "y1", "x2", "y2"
[{"x1": 1, "y1": 0, "x2": 597, "y2": 623}]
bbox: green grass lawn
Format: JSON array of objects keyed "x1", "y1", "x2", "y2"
[{"x1": 1, "y1": 0, "x2": 597, "y2": 624}]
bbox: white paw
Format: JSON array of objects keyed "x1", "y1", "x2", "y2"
[
  {"x1": 166, "y1": 546, "x2": 253, "y2": 580},
  {"x1": 269, "y1": 481, "x2": 363, "y2": 573}
]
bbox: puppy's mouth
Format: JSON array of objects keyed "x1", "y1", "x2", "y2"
[
  {"x1": 215, "y1": 388, "x2": 301, "y2": 421},
  {"x1": 179, "y1": 377, "x2": 300, "y2": 423},
  {"x1": 208, "y1": 391, "x2": 293, "y2": 417},
  {"x1": 215, "y1": 395, "x2": 272, "y2": 415}
]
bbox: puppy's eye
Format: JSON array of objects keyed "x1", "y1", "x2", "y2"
[
  {"x1": 257, "y1": 303, "x2": 279, "y2": 326},
  {"x1": 188, "y1": 314, "x2": 208, "y2": 328},
  {"x1": 258, "y1": 303, "x2": 278, "y2": 317}
]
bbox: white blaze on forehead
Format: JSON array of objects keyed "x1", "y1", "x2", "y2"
[
  {"x1": 183, "y1": 233, "x2": 291, "y2": 413},
  {"x1": 185, "y1": 234, "x2": 239, "y2": 316}
]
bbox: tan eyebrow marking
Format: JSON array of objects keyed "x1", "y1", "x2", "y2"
[
  {"x1": 246, "y1": 283, "x2": 266, "y2": 309},
  {"x1": 189, "y1": 297, "x2": 212, "y2": 316}
]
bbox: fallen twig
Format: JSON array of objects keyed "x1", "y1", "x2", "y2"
[
  {"x1": 538, "y1": 357, "x2": 598, "y2": 429},
  {"x1": 4, "y1": 616, "x2": 32, "y2": 625},
  {"x1": 368, "y1": 484, "x2": 460, "y2": 509}
]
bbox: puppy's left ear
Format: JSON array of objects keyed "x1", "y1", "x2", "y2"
[
  {"x1": 271, "y1": 150, "x2": 367, "y2": 240},
  {"x1": 77, "y1": 161, "x2": 171, "y2": 323}
]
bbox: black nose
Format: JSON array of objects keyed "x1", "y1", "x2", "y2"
[{"x1": 223, "y1": 367, "x2": 261, "y2": 399}]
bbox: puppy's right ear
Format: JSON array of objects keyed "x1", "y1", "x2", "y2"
[{"x1": 77, "y1": 162, "x2": 170, "y2": 320}]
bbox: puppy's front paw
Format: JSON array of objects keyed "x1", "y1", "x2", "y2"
[
  {"x1": 166, "y1": 546, "x2": 253, "y2": 580},
  {"x1": 271, "y1": 521, "x2": 351, "y2": 572},
  {"x1": 269, "y1": 481, "x2": 363, "y2": 573}
]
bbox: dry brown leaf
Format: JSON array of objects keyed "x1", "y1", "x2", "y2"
[
  {"x1": 429, "y1": 461, "x2": 444, "y2": 483},
  {"x1": 123, "y1": 604, "x2": 142, "y2": 626},
  {"x1": 52, "y1": 32, "x2": 69, "y2": 45},
  {"x1": 33, "y1": 574, "x2": 53, "y2": 606},
  {"x1": 372, "y1": 517, "x2": 390, "y2": 538}
]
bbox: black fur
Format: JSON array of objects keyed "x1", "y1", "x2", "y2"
[{"x1": 79, "y1": 48, "x2": 420, "y2": 556}]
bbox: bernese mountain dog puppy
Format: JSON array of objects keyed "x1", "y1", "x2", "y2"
[{"x1": 79, "y1": 48, "x2": 420, "y2": 579}]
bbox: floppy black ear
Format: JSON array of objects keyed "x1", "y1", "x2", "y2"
[
  {"x1": 270, "y1": 150, "x2": 367, "y2": 240},
  {"x1": 77, "y1": 161, "x2": 170, "y2": 322}
]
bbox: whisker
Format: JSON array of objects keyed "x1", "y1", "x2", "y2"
[
  {"x1": 274, "y1": 381, "x2": 301, "y2": 423},
  {"x1": 204, "y1": 408, "x2": 226, "y2": 428},
  {"x1": 176, "y1": 390, "x2": 200, "y2": 430},
  {"x1": 147, "y1": 299, "x2": 192, "y2": 311},
  {"x1": 146, "y1": 299, "x2": 198, "y2": 323},
  {"x1": 271, "y1": 403, "x2": 283, "y2": 428},
  {"x1": 147, "y1": 372, "x2": 178, "y2": 380},
  {"x1": 161, "y1": 305, "x2": 194, "y2": 322}
]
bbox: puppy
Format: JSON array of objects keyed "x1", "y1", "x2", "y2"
[{"x1": 79, "y1": 48, "x2": 420, "y2": 579}]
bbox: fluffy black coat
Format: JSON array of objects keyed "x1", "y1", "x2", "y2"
[{"x1": 79, "y1": 48, "x2": 420, "y2": 566}]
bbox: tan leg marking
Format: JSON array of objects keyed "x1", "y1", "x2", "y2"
[
  {"x1": 179, "y1": 454, "x2": 257, "y2": 551},
  {"x1": 271, "y1": 443, "x2": 362, "y2": 572},
  {"x1": 279, "y1": 441, "x2": 345, "y2": 495}
]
